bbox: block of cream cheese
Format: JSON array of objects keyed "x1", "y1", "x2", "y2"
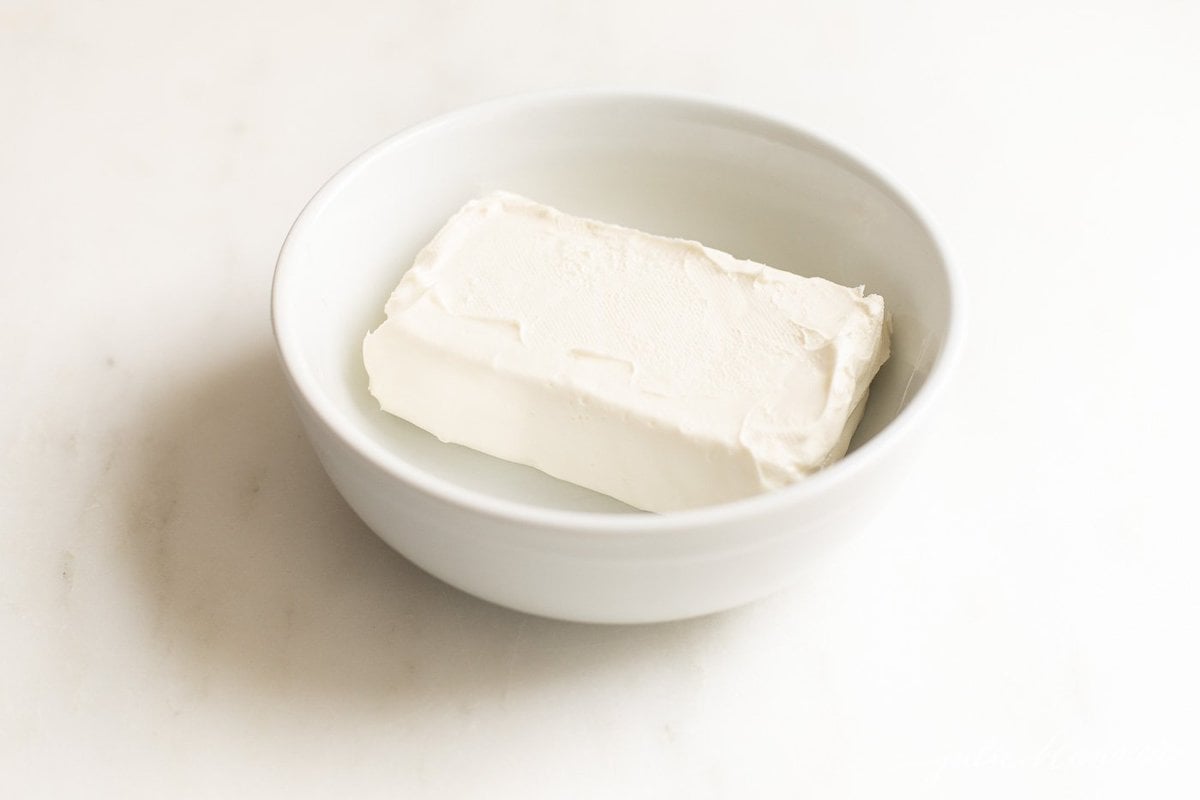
[{"x1": 363, "y1": 192, "x2": 890, "y2": 512}]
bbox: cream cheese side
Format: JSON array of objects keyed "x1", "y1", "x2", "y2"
[{"x1": 363, "y1": 192, "x2": 890, "y2": 512}]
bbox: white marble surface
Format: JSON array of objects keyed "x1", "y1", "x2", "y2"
[{"x1": 2, "y1": 1, "x2": 1198, "y2": 797}]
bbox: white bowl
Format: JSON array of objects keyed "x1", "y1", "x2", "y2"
[{"x1": 272, "y1": 91, "x2": 964, "y2": 624}]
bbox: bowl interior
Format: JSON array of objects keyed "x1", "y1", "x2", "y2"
[{"x1": 275, "y1": 95, "x2": 952, "y2": 513}]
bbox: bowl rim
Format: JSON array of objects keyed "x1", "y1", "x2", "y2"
[{"x1": 272, "y1": 88, "x2": 966, "y2": 534}]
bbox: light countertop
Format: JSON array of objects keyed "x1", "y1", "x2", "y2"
[{"x1": 2, "y1": 1, "x2": 1197, "y2": 797}]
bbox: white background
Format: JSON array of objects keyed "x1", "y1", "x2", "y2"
[{"x1": 2, "y1": 1, "x2": 1197, "y2": 797}]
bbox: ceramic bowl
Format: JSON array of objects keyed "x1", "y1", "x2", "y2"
[{"x1": 272, "y1": 90, "x2": 964, "y2": 623}]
